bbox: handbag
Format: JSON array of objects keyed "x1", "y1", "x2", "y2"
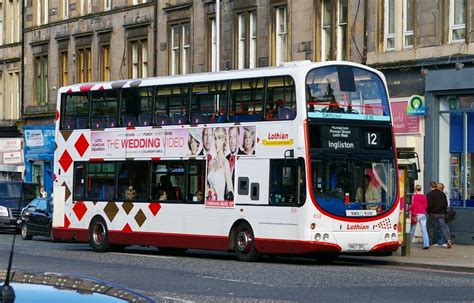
[
  {"x1": 411, "y1": 214, "x2": 418, "y2": 224},
  {"x1": 446, "y1": 207, "x2": 456, "y2": 223}
]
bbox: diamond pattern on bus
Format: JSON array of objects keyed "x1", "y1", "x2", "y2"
[
  {"x1": 61, "y1": 130, "x2": 73, "y2": 142},
  {"x1": 148, "y1": 203, "x2": 161, "y2": 216},
  {"x1": 122, "y1": 223, "x2": 132, "y2": 232},
  {"x1": 122, "y1": 202, "x2": 134, "y2": 215},
  {"x1": 111, "y1": 80, "x2": 127, "y2": 89},
  {"x1": 104, "y1": 202, "x2": 119, "y2": 222},
  {"x1": 55, "y1": 110, "x2": 59, "y2": 121},
  {"x1": 59, "y1": 150, "x2": 73, "y2": 173},
  {"x1": 80, "y1": 84, "x2": 95, "y2": 92},
  {"x1": 64, "y1": 215, "x2": 70, "y2": 228},
  {"x1": 61, "y1": 181, "x2": 71, "y2": 201},
  {"x1": 74, "y1": 134, "x2": 89, "y2": 157},
  {"x1": 134, "y1": 209, "x2": 146, "y2": 227},
  {"x1": 72, "y1": 201, "x2": 87, "y2": 221}
]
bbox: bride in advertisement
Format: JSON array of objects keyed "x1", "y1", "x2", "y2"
[{"x1": 207, "y1": 127, "x2": 234, "y2": 201}]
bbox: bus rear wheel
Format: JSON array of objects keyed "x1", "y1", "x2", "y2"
[
  {"x1": 89, "y1": 217, "x2": 110, "y2": 252},
  {"x1": 235, "y1": 222, "x2": 258, "y2": 262}
]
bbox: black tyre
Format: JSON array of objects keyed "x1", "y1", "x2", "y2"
[
  {"x1": 50, "y1": 225, "x2": 59, "y2": 243},
  {"x1": 21, "y1": 223, "x2": 33, "y2": 240},
  {"x1": 89, "y1": 217, "x2": 111, "y2": 252},
  {"x1": 234, "y1": 222, "x2": 259, "y2": 262}
]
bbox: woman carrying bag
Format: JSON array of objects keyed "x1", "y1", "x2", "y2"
[{"x1": 409, "y1": 185, "x2": 430, "y2": 249}]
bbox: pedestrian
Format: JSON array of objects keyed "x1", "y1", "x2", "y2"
[
  {"x1": 434, "y1": 182, "x2": 451, "y2": 246},
  {"x1": 427, "y1": 181, "x2": 452, "y2": 249},
  {"x1": 39, "y1": 185, "x2": 48, "y2": 198},
  {"x1": 409, "y1": 185, "x2": 430, "y2": 249}
]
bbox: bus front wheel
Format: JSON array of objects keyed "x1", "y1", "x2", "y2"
[
  {"x1": 235, "y1": 222, "x2": 258, "y2": 262},
  {"x1": 89, "y1": 217, "x2": 110, "y2": 252}
]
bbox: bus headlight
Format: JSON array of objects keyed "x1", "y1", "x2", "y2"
[
  {"x1": 323, "y1": 234, "x2": 329, "y2": 241},
  {"x1": 314, "y1": 233, "x2": 321, "y2": 241},
  {"x1": 0, "y1": 206, "x2": 8, "y2": 217},
  {"x1": 384, "y1": 233, "x2": 390, "y2": 241},
  {"x1": 391, "y1": 233, "x2": 397, "y2": 241}
]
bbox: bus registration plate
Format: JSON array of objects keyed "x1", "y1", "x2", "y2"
[{"x1": 346, "y1": 243, "x2": 368, "y2": 251}]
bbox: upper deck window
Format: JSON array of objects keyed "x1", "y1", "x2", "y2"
[
  {"x1": 62, "y1": 92, "x2": 89, "y2": 130},
  {"x1": 229, "y1": 78, "x2": 264, "y2": 122},
  {"x1": 190, "y1": 82, "x2": 227, "y2": 124},
  {"x1": 155, "y1": 85, "x2": 189, "y2": 125},
  {"x1": 120, "y1": 87, "x2": 153, "y2": 127},
  {"x1": 306, "y1": 66, "x2": 390, "y2": 121},
  {"x1": 265, "y1": 76, "x2": 296, "y2": 120},
  {"x1": 90, "y1": 90, "x2": 119, "y2": 128}
]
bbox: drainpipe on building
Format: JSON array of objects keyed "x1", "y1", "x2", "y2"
[
  {"x1": 20, "y1": 1, "x2": 25, "y2": 125},
  {"x1": 153, "y1": 0, "x2": 158, "y2": 77},
  {"x1": 362, "y1": 0, "x2": 368, "y2": 65}
]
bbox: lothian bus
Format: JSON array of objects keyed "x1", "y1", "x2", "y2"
[{"x1": 52, "y1": 60, "x2": 399, "y2": 261}]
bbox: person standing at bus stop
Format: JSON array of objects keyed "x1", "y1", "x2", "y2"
[
  {"x1": 427, "y1": 181, "x2": 452, "y2": 249},
  {"x1": 409, "y1": 185, "x2": 430, "y2": 249}
]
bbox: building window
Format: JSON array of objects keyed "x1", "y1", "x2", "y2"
[
  {"x1": 237, "y1": 11, "x2": 257, "y2": 69},
  {"x1": 336, "y1": 0, "x2": 348, "y2": 60},
  {"x1": 100, "y1": 45, "x2": 111, "y2": 81},
  {"x1": 77, "y1": 47, "x2": 92, "y2": 83},
  {"x1": 104, "y1": 0, "x2": 111, "y2": 10},
  {"x1": 209, "y1": 18, "x2": 217, "y2": 72},
  {"x1": 63, "y1": 0, "x2": 69, "y2": 19},
  {"x1": 59, "y1": 51, "x2": 68, "y2": 87},
  {"x1": 321, "y1": 0, "x2": 348, "y2": 60},
  {"x1": 450, "y1": 0, "x2": 466, "y2": 43},
  {"x1": 34, "y1": 55, "x2": 48, "y2": 105},
  {"x1": 2, "y1": 72, "x2": 19, "y2": 120},
  {"x1": 129, "y1": 39, "x2": 148, "y2": 78},
  {"x1": 37, "y1": 0, "x2": 48, "y2": 25},
  {"x1": 6, "y1": 0, "x2": 19, "y2": 43},
  {"x1": 170, "y1": 23, "x2": 191, "y2": 75},
  {"x1": 275, "y1": 6, "x2": 288, "y2": 65},
  {"x1": 384, "y1": 0, "x2": 395, "y2": 51},
  {"x1": 403, "y1": 0, "x2": 414, "y2": 48}
]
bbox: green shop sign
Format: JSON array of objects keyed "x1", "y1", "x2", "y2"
[{"x1": 406, "y1": 95, "x2": 427, "y2": 116}]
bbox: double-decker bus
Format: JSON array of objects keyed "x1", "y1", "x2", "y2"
[{"x1": 52, "y1": 61, "x2": 399, "y2": 261}]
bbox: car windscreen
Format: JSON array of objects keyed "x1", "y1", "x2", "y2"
[{"x1": 0, "y1": 183, "x2": 22, "y2": 199}]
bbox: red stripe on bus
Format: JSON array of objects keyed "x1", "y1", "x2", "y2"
[
  {"x1": 52, "y1": 227, "x2": 342, "y2": 254},
  {"x1": 370, "y1": 241, "x2": 400, "y2": 253},
  {"x1": 90, "y1": 158, "x2": 104, "y2": 162},
  {"x1": 151, "y1": 157, "x2": 161, "y2": 161}
]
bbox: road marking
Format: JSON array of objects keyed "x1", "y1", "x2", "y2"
[
  {"x1": 160, "y1": 296, "x2": 194, "y2": 302},
  {"x1": 198, "y1": 275, "x2": 274, "y2": 287}
]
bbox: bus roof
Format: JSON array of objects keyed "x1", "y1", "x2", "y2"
[{"x1": 57, "y1": 60, "x2": 383, "y2": 94}]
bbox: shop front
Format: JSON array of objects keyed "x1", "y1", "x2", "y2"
[
  {"x1": 23, "y1": 124, "x2": 55, "y2": 197},
  {"x1": 0, "y1": 137, "x2": 23, "y2": 181},
  {"x1": 425, "y1": 68, "x2": 474, "y2": 244}
]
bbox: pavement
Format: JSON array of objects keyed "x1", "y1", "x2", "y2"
[{"x1": 340, "y1": 241, "x2": 474, "y2": 272}]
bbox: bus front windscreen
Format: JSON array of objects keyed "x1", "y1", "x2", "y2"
[
  {"x1": 311, "y1": 156, "x2": 397, "y2": 217},
  {"x1": 306, "y1": 65, "x2": 390, "y2": 118}
]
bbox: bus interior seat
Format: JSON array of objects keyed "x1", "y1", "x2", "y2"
[
  {"x1": 107, "y1": 116, "x2": 117, "y2": 127},
  {"x1": 91, "y1": 116, "x2": 107, "y2": 128},
  {"x1": 155, "y1": 113, "x2": 169, "y2": 125},
  {"x1": 191, "y1": 113, "x2": 205, "y2": 124},
  {"x1": 215, "y1": 113, "x2": 225, "y2": 123},
  {"x1": 171, "y1": 113, "x2": 186, "y2": 125},
  {"x1": 63, "y1": 117, "x2": 76, "y2": 129},
  {"x1": 76, "y1": 117, "x2": 88, "y2": 128},
  {"x1": 138, "y1": 113, "x2": 152, "y2": 126},
  {"x1": 278, "y1": 106, "x2": 296, "y2": 120},
  {"x1": 122, "y1": 114, "x2": 138, "y2": 127}
]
